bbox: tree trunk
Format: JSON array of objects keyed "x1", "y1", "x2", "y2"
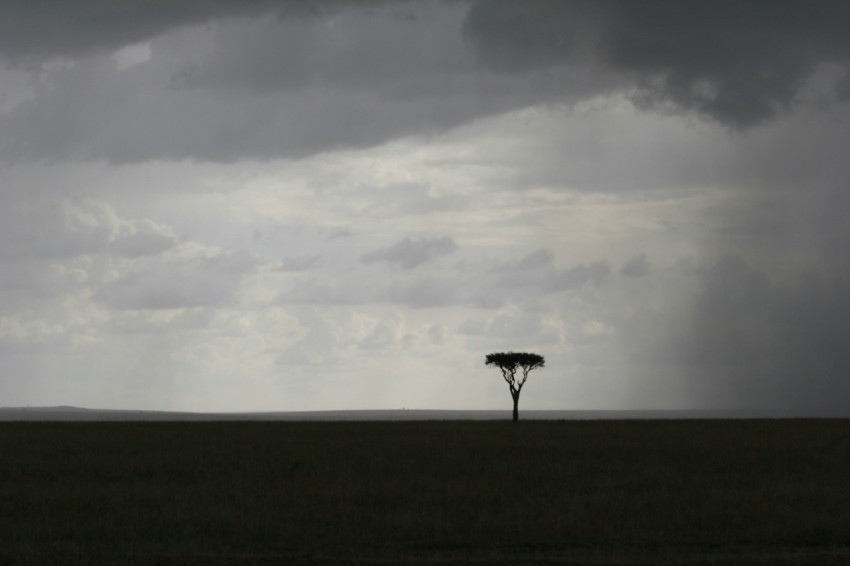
[{"x1": 512, "y1": 394, "x2": 519, "y2": 422}]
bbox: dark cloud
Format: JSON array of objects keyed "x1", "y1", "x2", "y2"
[
  {"x1": 2, "y1": 2, "x2": 849, "y2": 165},
  {"x1": 620, "y1": 253, "x2": 651, "y2": 278},
  {"x1": 0, "y1": 2, "x2": 601, "y2": 163},
  {"x1": 173, "y1": 5, "x2": 469, "y2": 95},
  {"x1": 493, "y1": 249, "x2": 610, "y2": 295},
  {"x1": 0, "y1": 1, "x2": 342, "y2": 63},
  {"x1": 0, "y1": 2, "x2": 521, "y2": 163},
  {"x1": 463, "y1": 0, "x2": 850, "y2": 127},
  {"x1": 362, "y1": 236, "x2": 457, "y2": 269}
]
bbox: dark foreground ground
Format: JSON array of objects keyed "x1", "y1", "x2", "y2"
[{"x1": 1, "y1": 420, "x2": 848, "y2": 564}]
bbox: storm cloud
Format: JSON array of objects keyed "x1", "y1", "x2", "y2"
[
  {"x1": 3, "y1": 1, "x2": 850, "y2": 164},
  {"x1": 0, "y1": 1, "x2": 335, "y2": 61},
  {"x1": 464, "y1": 0, "x2": 850, "y2": 127},
  {"x1": 0, "y1": 2, "x2": 524, "y2": 163}
]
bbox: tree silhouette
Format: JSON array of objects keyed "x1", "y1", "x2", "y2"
[{"x1": 485, "y1": 352, "x2": 545, "y2": 422}]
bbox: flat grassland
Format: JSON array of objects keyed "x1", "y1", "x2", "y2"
[{"x1": 1, "y1": 420, "x2": 849, "y2": 564}]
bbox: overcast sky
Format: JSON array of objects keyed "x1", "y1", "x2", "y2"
[{"x1": 1, "y1": 0, "x2": 849, "y2": 414}]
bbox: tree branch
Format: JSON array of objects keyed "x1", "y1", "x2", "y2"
[{"x1": 500, "y1": 366, "x2": 516, "y2": 389}]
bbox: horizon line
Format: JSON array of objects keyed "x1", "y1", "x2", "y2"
[{"x1": 0, "y1": 406, "x2": 843, "y2": 421}]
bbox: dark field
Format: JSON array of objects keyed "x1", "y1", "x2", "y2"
[{"x1": 1, "y1": 420, "x2": 849, "y2": 564}]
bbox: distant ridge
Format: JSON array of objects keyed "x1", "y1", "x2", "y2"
[{"x1": 0, "y1": 407, "x2": 833, "y2": 421}]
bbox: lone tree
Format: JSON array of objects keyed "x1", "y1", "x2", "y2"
[{"x1": 485, "y1": 352, "x2": 545, "y2": 422}]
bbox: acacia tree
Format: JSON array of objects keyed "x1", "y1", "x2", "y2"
[{"x1": 485, "y1": 352, "x2": 545, "y2": 422}]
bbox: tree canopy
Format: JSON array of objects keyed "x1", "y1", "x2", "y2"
[{"x1": 485, "y1": 352, "x2": 545, "y2": 372}]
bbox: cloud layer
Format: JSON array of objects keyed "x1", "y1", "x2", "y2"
[
  {"x1": 0, "y1": 2, "x2": 849, "y2": 414},
  {"x1": 3, "y1": 1, "x2": 846, "y2": 164},
  {"x1": 464, "y1": 0, "x2": 850, "y2": 127}
]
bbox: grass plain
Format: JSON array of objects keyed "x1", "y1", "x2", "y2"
[{"x1": 0, "y1": 419, "x2": 849, "y2": 564}]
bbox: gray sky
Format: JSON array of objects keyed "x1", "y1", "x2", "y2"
[{"x1": 1, "y1": 1, "x2": 849, "y2": 414}]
